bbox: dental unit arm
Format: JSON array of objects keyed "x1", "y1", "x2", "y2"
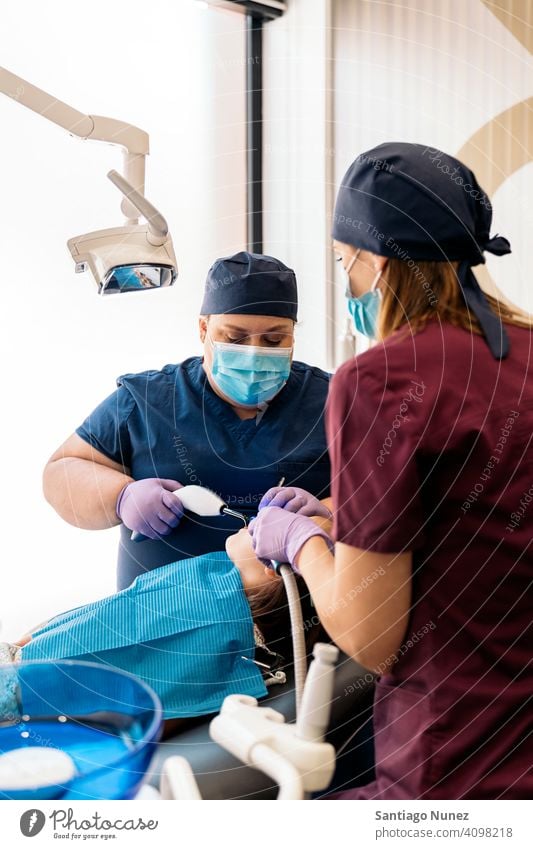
[
  {"x1": 161, "y1": 642, "x2": 339, "y2": 800},
  {"x1": 131, "y1": 484, "x2": 247, "y2": 542},
  {"x1": 0, "y1": 66, "x2": 177, "y2": 293}
]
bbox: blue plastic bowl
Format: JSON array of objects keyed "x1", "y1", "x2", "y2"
[{"x1": 0, "y1": 660, "x2": 162, "y2": 800}]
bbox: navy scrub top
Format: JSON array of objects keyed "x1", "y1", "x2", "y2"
[{"x1": 76, "y1": 356, "x2": 331, "y2": 589}]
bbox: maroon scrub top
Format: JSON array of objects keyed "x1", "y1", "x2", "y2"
[{"x1": 326, "y1": 320, "x2": 533, "y2": 799}]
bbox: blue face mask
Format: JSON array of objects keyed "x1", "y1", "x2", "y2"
[
  {"x1": 346, "y1": 289, "x2": 381, "y2": 338},
  {"x1": 339, "y1": 256, "x2": 382, "y2": 339},
  {"x1": 18, "y1": 552, "x2": 267, "y2": 720},
  {"x1": 211, "y1": 341, "x2": 292, "y2": 407}
]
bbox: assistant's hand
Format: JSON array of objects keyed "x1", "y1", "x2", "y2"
[
  {"x1": 258, "y1": 486, "x2": 332, "y2": 518},
  {"x1": 249, "y1": 506, "x2": 333, "y2": 573},
  {"x1": 116, "y1": 478, "x2": 184, "y2": 540}
]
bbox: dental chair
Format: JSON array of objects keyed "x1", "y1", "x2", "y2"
[{"x1": 146, "y1": 653, "x2": 375, "y2": 800}]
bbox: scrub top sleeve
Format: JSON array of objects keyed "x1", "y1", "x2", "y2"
[
  {"x1": 326, "y1": 360, "x2": 426, "y2": 553},
  {"x1": 75, "y1": 385, "x2": 135, "y2": 469}
]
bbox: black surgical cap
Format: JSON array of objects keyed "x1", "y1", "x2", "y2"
[
  {"x1": 332, "y1": 142, "x2": 512, "y2": 359},
  {"x1": 201, "y1": 251, "x2": 298, "y2": 321}
]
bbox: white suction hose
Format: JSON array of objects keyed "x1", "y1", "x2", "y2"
[{"x1": 278, "y1": 564, "x2": 307, "y2": 717}]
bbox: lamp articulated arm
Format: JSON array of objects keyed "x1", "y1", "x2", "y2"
[{"x1": 0, "y1": 66, "x2": 149, "y2": 224}]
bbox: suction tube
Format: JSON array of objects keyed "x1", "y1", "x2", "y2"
[{"x1": 271, "y1": 562, "x2": 307, "y2": 718}]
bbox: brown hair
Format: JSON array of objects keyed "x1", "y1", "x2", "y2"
[
  {"x1": 245, "y1": 576, "x2": 325, "y2": 662},
  {"x1": 377, "y1": 258, "x2": 531, "y2": 342}
]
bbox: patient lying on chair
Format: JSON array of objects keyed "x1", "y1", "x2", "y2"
[{"x1": 1, "y1": 525, "x2": 324, "y2": 735}]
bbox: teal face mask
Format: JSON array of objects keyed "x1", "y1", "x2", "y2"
[
  {"x1": 339, "y1": 252, "x2": 382, "y2": 339},
  {"x1": 211, "y1": 341, "x2": 292, "y2": 407},
  {"x1": 346, "y1": 289, "x2": 381, "y2": 338},
  {"x1": 19, "y1": 552, "x2": 267, "y2": 719}
]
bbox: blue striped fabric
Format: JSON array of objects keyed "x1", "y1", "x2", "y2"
[{"x1": 22, "y1": 552, "x2": 267, "y2": 718}]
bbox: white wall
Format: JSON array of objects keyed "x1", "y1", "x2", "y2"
[{"x1": 0, "y1": 0, "x2": 246, "y2": 640}]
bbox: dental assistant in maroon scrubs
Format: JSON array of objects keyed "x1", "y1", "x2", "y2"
[{"x1": 250, "y1": 143, "x2": 533, "y2": 799}]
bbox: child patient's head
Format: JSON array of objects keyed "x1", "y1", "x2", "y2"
[{"x1": 225, "y1": 526, "x2": 323, "y2": 660}]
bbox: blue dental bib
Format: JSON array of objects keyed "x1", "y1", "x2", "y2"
[{"x1": 21, "y1": 552, "x2": 267, "y2": 718}]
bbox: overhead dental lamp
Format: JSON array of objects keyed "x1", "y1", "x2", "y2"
[
  {"x1": 68, "y1": 170, "x2": 177, "y2": 295},
  {"x1": 0, "y1": 66, "x2": 177, "y2": 294}
]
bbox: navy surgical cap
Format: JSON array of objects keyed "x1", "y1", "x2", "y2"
[
  {"x1": 201, "y1": 251, "x2": 298, "y2": 321},
  {"x1": 332, "y1": 142, "x2": 512, "y2": 359}
]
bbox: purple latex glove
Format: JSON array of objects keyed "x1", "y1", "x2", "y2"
[
  {"x1": 258, "y1": 486, "x2": 332, "y2": 518},
  {"x1": 249, "y1": 506, "x2": 333, "y2": 574},
  {"x1": 116, "y1": 478, "x2": 184, "y2": 540}
]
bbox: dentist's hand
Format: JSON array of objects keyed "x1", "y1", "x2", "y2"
[
  {"x1": 258, "y1": 486, "x2": 332, "y2": 518},
  {"x1": 249, "y1": 506, "x2": 333, "y2": 573},
  {"x1": 116, "y1": 478, "x2": 184, "y2": 540}
]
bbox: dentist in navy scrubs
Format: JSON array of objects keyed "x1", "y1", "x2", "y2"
[
  {"x1": 251, "y1": 143, "x2": 533, "y2": 799},
  {"x1": 43, "y1": 252, "x2": 331, "y2": 590}
]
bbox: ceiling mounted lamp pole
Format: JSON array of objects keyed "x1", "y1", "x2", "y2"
[
  {"x1": 202, "y1": 1, "x2": 287, "y2": 253},
  {"x1": 246, "y1": 13, "x2": 263, "y2": 253}
]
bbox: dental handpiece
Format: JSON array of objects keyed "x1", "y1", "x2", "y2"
[{"x1": 131, "y1": 484, "x2": 247, "y2": 542}]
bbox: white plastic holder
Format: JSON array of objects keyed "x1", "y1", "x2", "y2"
[
  {"x1": 158, "y1": 697, "x2": 336, "y2": 800},
  {"x1": 159, "y1": 642, "x2": 339, "y2": 800},
  {"x1": 209, "y1": 695, "x2": 336, "y2": 798}
]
